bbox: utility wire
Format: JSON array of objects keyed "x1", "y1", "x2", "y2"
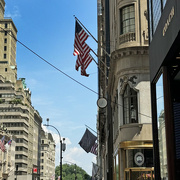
[
  {"x1": 0, "y1": 27, "x2": 98, "y2": 95},
  {"x1": 0, "y1": 27, "x2": 152, "y2": 119}
]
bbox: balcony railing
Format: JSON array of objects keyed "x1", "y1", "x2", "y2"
[{"x1": 119, "y1": 32, "x2": 136, "y2": 44}]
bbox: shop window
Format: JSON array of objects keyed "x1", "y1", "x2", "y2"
[
  {"x1": 156, "y1": 75, "x2": 168, "y2": 179},
  {"x1": 115, "y1": 153, "x2": 119, "y2": 180},
  {"x1": 125, "y1": 149, "x2": 153, "y2": 168},
  {"x1": 120, "y1": 4, "x2": 135, "y2": 35},
  {"x1": 162, "y1": 0, "x2": 167, "y2": 8},
  {"x1": 123, "y1": 84, "x2": 138, "y2": 124},
  {"x1": 124, "y1": 149, "x2": 154, "y2": 180}
]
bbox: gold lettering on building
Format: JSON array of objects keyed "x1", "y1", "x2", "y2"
[{"x1": 163, "y1": 7, "x2": 175, "y2": 36}]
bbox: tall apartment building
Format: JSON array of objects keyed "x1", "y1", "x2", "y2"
[
  {"x1": 97, "y1": 0, "x2": 153, "y2": 179},
  {"x1": 40, "y1": 129, "x2": 55, "y2": 180},
  {"x1": 0, "y1": 0, "x2": 42, "y2": 179},
  {"x1": 148, "y1": 0, "x2": 180, "y2": 179}
]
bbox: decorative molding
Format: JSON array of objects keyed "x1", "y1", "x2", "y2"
[
  {"x1": 111, "y1": 46, "x2": 149, "y2": 60},
  {"x1": 119, "y1": 75, "x2": 138, "y2": 95},
  {"x1": 120, "y1": 75, "x2": 137, "y2": 86}
]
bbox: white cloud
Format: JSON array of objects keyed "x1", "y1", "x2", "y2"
[
  {"x1": 62, "y1": 145, "x2": 96, "y2": 175},
  {"x1": 5, "y1": 5, "x2": 21, "y2": 19}
]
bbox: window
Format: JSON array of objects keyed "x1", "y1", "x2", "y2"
[
  {"x1": 4, "y1": 31, "x2": 7, "y2": 36},
  {"x1": 115, "y1": 153, "x2": 119, "y2": 180},
  {"x1": 156, "y1": 75, "x2": 168, "y2": 179},
  {"x1": 4, "y1": 38, "x2": 7, "y2": 43},
  {"x1": 162, "y1": 0, "x2": 167, "y2": 8},
  {"x1": 5, "y1": 23, "x2": 7, "y2": 28},
  {"x1": 4, "y1": 46, "x2": 7, "y2": 51},
  {"x1": 120, "y1": 5, "x2": 135, "y2": 35},
  {"x1": 123, "y1": 84, "x2": 138, "y2": 124},
  {"x1": 4, "y1": 54, "x2": 6, "y2": 59},
  {"x1": 125, "y1": 149, "x2": 153, "y2": 168}
]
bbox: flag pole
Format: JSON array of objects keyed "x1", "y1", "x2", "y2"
[
  {"x1": 74, "y1": 16, "x2": 98, "y2": 43},
  {"x1": 74, "y1": 16, "x2": 111, "y2": 58},
  {"x1": 90, "y1": 55, "x2": 107, "y2": 78},
  {"x1": 85, "y1": 124, "x2": 98, "y2": 136},
  {"x1": 91, "y1": 48, "x2": 110, "y2": 70}
]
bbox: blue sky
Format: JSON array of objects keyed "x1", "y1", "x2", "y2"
[{"x1": 5, "y1": 0, "x2": 98, "y2": 175}]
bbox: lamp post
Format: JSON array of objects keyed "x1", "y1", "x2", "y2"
[{"x1": 43, "y1": 118, "x2": 66, "y2": 180}]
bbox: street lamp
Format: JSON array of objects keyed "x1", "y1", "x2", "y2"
[{"x1": 43, "y1": 118, "x2": 66, "y2": 180}]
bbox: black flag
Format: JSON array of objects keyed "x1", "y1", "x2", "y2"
[{"x1": 79, "y1": 128, "x2": 97, "y2": 153}]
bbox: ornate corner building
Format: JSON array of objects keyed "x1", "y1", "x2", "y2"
[{"x1": 97, "y1": 0, "x2": 154, "y2": 179}]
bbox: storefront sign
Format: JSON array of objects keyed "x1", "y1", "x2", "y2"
[
  {"x1": 163, "y1": 7, "x2": 175, "y2": 36},
  {"x1": 134, "y1": 152, "x2": 144, "y2": 166}
]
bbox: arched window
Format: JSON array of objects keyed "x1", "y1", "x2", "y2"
[{"x1": 123, "y1": 84, "x2": 138, "y2": 124}]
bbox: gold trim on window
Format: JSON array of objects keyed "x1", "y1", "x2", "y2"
[{"x1": 120, "y1": 140, "x2": 153, "y2": 149}]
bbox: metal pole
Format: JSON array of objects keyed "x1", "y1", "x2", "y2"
[
  {"x1": 44, "y1": 119, "x2": 63, "y2": 180},
  {"x1": 60, "y1": 139, "x2": 62, "y2": 180}
]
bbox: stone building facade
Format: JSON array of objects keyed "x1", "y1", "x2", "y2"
[
  {"x1": 40, "y1": 129, "x2": 55, "y2": 180},
  {"x1": 97, "y1": 0, "x2": 153, "y2": 179}
]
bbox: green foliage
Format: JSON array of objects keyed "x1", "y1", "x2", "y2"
[
  {"x1": 0, "y1": 99, "x2": 5, "y2": 104},
  {"x1": 55, "y1": 164, "x2": 91, "y2": 180},
  {"x1": 9, "y1": 98, "x2": 22, "y2": 105}
]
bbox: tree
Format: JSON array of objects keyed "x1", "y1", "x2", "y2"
[{"x1": 55, "y1": 164, "x2": 91, "y2": 180}]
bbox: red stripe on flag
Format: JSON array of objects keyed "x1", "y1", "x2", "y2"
[
  {"x1": 73, "y1": 20, "x2": 92, "y2": 77},
  {"x1": 90, "y1": 142, "x2": 98, "y2": 155}
]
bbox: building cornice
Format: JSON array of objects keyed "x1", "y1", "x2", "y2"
[{"x1": 111, "y1": 46, "x2": 149, "y2": 60}]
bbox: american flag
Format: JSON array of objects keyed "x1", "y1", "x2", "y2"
[
  {"x1": 75, "y1": 43, "x2": 91, "y2": 71},
  {"x1": 0, "y1": 136, "x2": 6, "y2": 152},
  {"x1": 7, "y1": 139, "x2": 12, "y2": 145},
  {"x1": 90, "y1": 142, "x2": 98, "y2": 155},
  {"x1": 73, "y1": 20, "x2": 92, "y2": 76},
  {"x1": 73, "y1": 21, "x2": 89, "y2": 56},
  {"x1": 76, "y1": 53, "x2": 93, "y2": 77}
]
